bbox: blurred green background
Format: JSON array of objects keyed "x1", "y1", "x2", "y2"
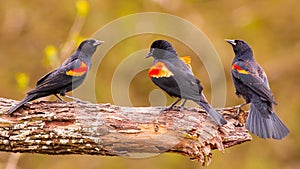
[{"x1": 1, "y1": 0, "x2": 299, "y2": 169}]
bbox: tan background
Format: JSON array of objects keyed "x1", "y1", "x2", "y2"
[{"x1": 0, "y1": 0, "x2": 299, "y2": 169}]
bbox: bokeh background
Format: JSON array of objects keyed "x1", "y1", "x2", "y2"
[{"x1": 1, "y1": 0, "x2": 299, "y2": 169}]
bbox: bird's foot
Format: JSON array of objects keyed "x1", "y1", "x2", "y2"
[
  {"x1": 159, "y1": 98, "x2": 182, "y2": 113},
  {"x1": 232, "y1": 103, "x2": 248, "y2": 118},
  {"x1": 160, "y1": 103, "x2": 179, "y2": 112},
  {"x1": 57, "y1": 99, "x2": 67, "y2": 103},
  {"x1": 188, "y1": 107, "x2": 199, "y2": 112},
  {"x1": 180, "y1": 106, "x2": 188, "y2": 111},
  {"x1": 159, "y1": 105, "x2": 186, "y2": 118}
]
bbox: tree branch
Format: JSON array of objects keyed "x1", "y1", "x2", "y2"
[{"x1": 0, "y1": 97, "x2": 251, "y2": 166}]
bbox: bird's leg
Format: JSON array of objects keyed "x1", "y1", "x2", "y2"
[
  {"x1": 233, "y1": 102, "x2": 249, "y2": 117},
  {"x1": 157, "y1": 98, "x2": 184, "y2": 121},
  {"x1": 54, "y1": 94, "x2": 66, "y2": 103},
  {"x1": 161, "y1": 98, "x2": 181, "y2": 112},
  {"x1": 179, "y1": 99, "x2": 188, "y2": 111},
  {"x1": 58, "y1": 89, "x2": 89, "y2": 104},
  {"x1": 176, "y1": 99, "x2": 188, "y2": 118},
  {"x1": 63, "y1": 95, "x2": 90, "y2": 104}
]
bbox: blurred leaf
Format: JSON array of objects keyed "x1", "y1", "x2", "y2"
[
  {"x1": 76, "y1": 0, "x2": 89, "y2": 17},
  {"x1": 15, "y1": 72, "x2": 29, "y2": 91},
  {"x1": 44, "y1": 45, "x2": 59, "y2": 67}
]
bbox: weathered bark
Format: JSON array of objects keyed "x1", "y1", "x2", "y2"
[{"x1": 0, "y1": 97, "x2": 251, "y2": 166}]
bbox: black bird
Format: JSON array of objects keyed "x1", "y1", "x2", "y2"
[
  {"x1": 226, "y1": 39, "x2": 289, "y2": 139},
  {"x1": 8, "y1": 39, "x2": 104, "y2": 114},
  {"x1": 146, "y1": 40, "x2": 227, "y2": 125}
]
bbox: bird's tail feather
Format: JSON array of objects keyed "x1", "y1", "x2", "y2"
[
  {"x1": 196, "y1": 101, "x2": 227, "y2": 125},
  {"x1": 246, "y1": 103, "x2": 289, "y2": 139},
  {"x1": 8, "y1": 94, "x2": 36, "y2": 114}
]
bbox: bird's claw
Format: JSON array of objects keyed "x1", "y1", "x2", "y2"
[
  {"x1": 159, "y1": 105, "x2": 188, "y2": 118},
  {"x1": 160, "y1": 104, "x2": 180, "y2": 112},
  {"x1": 57, "y1": 99, "x2": 67, "y2": 103},
  {"x1": 189, "y1": 107, "x2": 199, "y2": 112},
  {"x1": 159, "y1": 106, "x2": 173, "y2": 113},
  {"x1": 73, "y1": 98, "x2": 90, "y2": 104},
  {"x1": 232, "y1": 103, "x2": 248, "y2": 118},
  {"x1": 179, "y1": 106, "x2": 188, "y2": 111}
]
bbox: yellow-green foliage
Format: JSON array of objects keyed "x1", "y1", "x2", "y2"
[
  {"x1": 76, "y1": 0, "x2": 89, "y2": 17},
  {"x1": 44, "y1": 45, "x2": 59, "y2": 67},
  {"x1": 15, "y1": 73, "x2": 29, "y2": 91}
]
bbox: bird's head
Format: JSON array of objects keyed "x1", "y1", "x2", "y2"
[
  {"x1": 78, "y1": 39, "x2": 104, "y2": 56},
  {"x1": 225, "y1": 39, "x2": 253, "y2": 59},
  {"x1": 145, "y1": 40, "x2": 177, "y2": 59}
]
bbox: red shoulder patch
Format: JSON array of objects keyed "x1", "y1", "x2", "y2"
[
  {"x1": 148, "y1": 62, "x2": 174, "y2": 78},
  {"x1": 66, "y1": 62, "x2": 88, "y2": 76},
  {"x1": 232, "y1": 63, "x2": 249, "y2": 74}
]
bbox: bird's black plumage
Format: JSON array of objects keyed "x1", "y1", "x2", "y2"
[
  {"x1": 226, "y1": 39, "x2": 289, "y2": 139},
  {"x1": 8, "y1": 39, "x2": 103, "y2": 114},
  {"x1": 146, "y1": 40, "x2": 227, "y2": 125}
]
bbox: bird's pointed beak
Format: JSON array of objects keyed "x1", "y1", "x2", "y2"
[
  {"x1": 145, "y1": 48, "x2": 153, "y2": 58},
  {"x1": 225, "y1": 39, "x2": 236, "y2": 46},
  {"x1": 93, "y1": 40, "x2": 104, "y2": 46}
]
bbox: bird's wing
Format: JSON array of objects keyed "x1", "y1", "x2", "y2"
[
  {"x1": 28, "y1": 59, "x2": 87, "y2": 94},
  {"x1": 150, "y1": 58, "x2": 203, "y2": 101},
  {"x1": 231, "y1": 61, "x2": 276, "y2": 104},
  {"x1": 172, "y1": 58, "x2": 205, "y2": 100},
  {"x1": 168, "y1": 57, "x2": 201, "y2": 89},
  {"x1": 148, "y1": 61, "x2": 180, "y2": 96},
  {"x1": 148, "y1": 56, "x2": 192, "y2": 77},
  {"x1": 36, "y1": 71, "x2": 53, "y2": 86},
  {"x1": 151, "y1": 76, "x2": 181, "y2": 98},
  {"x1": 257, "y1": 64, "x2": 270, "y2": 88}
]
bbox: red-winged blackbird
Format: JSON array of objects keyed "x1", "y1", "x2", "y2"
[
  {"x1": 8, "y1": 39, "x2": 104, "y2": 114},
  {"x1": 226, "y1": 39, "x2": 289, "y2": 139},
  {"x1": 146, "y1": 40, "x2": 227, "y2": 125}
]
